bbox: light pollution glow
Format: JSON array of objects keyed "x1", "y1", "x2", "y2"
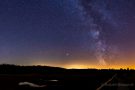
[{"x1": 28, "y1": 58, "x2": 135, "y2": 69}]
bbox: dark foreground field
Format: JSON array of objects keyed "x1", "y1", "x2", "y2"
[{"x1": 0, "y1": 64, "x2": 135, "y2": 90}]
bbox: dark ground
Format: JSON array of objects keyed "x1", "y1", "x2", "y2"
[{"x1": 0, "y1": 64, "x2": 134, "y2": 90}]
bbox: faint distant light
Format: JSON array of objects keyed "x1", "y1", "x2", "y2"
[
  {"x1": 66, "y1": 53, "x2": 70, "y2": 56},
  {"x1": 49, "y1": 80, "x2": 58, "y2": 82}
]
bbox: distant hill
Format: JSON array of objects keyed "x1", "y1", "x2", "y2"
[{"x1": 0, "y1": 64, "x2": 65, "y2": 74}]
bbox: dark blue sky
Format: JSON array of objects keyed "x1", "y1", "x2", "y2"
[{"x1": 0, "y1": 0, "x2": 135, "y2": 68}]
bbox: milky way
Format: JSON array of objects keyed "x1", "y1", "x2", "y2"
[
  {"x1": 0, "y1": 0, "x2": 135, "y2": 68},
  {"x1": 71, "y1": 0, "x2": 119, "y2": 65}
]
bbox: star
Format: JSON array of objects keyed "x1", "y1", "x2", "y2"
[{"x1": 66, "y1": 53, "x2": 70, "y2": 57}]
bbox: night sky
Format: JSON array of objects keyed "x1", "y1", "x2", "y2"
[{"x1": 0, "y1": 0, "x2": 135, "y2": 69}]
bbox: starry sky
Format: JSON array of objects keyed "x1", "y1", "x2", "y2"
[{"x1": 0, "y1": 0, "x2": 135, "y2": 69}]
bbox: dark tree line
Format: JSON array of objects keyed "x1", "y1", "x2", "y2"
[
  {"x1": 0, "y1": 64, "x2": 134, "y2": 75},
  {"x1": 0, "y1": 64, "x2": 65, "y2": 74}
]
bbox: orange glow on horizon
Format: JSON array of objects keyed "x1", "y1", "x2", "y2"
[
  {"x1": 28, "y1": 63, "x2": 135, "y2": 69},
  {"x1": 30, "y1": 59, "x2": 135, "y2": 69},
  {"x1": 63, "y1": 64, "x2": 135, "y2": 69}
]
